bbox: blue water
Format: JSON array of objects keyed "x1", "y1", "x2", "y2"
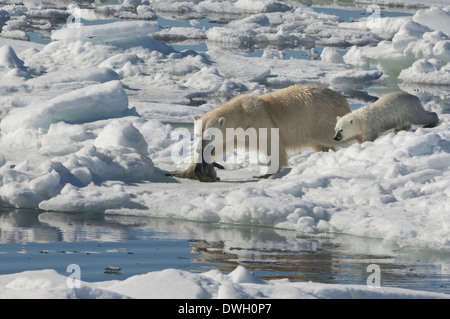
[{"x1": 1, "y1": 209, "x2": 449, "y2": 294}]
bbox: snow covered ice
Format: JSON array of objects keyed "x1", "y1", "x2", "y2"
[
  {"x1": 1, "y1": 266, "x2": 449, "y2": 299},
  {"x1": 0, "y1": 0, "x2": 450, "y2": 299}
]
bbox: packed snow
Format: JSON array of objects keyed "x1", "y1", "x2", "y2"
[
  {"x1": 0, "y1": 0, "x2": 450, "y2": 298},
  {"x1": 1, "y1": 266, "x2": 449, "y2": 299}
]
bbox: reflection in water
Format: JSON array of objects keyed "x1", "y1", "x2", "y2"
[
  {"x1": 0, "y1": 210, "x2": 61, "y2": 243},
  {"x1": 189, "y1": 237, "x2": 340, "y2": 282},
  {"x1": 189, "y1": 235, "x2": 397, "y2": 284},
  {"x1": 0, "y1": 209, "x2": 449, "y2": 293}
]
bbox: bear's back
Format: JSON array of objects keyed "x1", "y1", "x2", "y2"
[{"x1": 261, "y1": 84, "x2": 350, "y2": 127}]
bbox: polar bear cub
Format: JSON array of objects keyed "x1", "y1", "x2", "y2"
[{"x1": 334, "y1": 91, "x2": 439, "y2": 143}]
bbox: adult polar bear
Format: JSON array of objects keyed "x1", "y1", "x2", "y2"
[
  {"x1": 168, "y1": 84, "x2": 351, "y2": 181},
  {"x1": 334, "y1": 91, "x2": 439, "y2": 143}
]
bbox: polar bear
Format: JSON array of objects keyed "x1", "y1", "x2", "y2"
[
  {"x1": 167, "y1": 84, "x2": 351, "y2": 181},
  {"x1": 333, "y1": 91, "x2": 439, "y2": 143}
]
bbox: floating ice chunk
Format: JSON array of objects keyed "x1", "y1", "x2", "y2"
[
  {"x1": 261, "y1": 49, "x2": 284, "y2": 59},
  {"x1": 399, "y1": 58, "x2": 450, "y2": 85},
  {"x1": 27, "y1": 8, "x2": 70, "y2": 19},
  {"x1": 66, "y1": 3, "x2": 98, "y2": 21},
  {"x1": 206, "y1": 27, "x2": 257, "y2": 46},
  {"x1": 120, "y1": 0, "x2": 142, "y2": 7},
  {"x1": 340, "y1": 16, "x2": 409, "y2": 37},
  {"x1": 0, "y1": 44, "x2": 32, "y2": 83},
  {"x1": 99, "y1": 54, "x2": 144, "y2": 78},
  {"x1": 94, "y1": 119, "x2": 149, "y2": 157},
  {"x1": 71, "y1": 167, "x2": 92, "y2": 186},
  {"x1": 342, "y1": 46, "x2": 372, "y2": 69},
  {"x1": 235, "y1": 13, "x2": 271, "y2": 26},
  {"x1": 433, "y1": 40, "x2": 450, "y2": 62},
  {"x1": 40, "y1": 122, "x2": 93, "y2": 156},
  {"x1": 38, "y1": 183, "x2": 131, "y2": 213},
  {"x1": 51, "y1": 20, "x2": 158, "y2": 42},
  {"x1": 184, "y1": 66, "x2": 247, "y2": 94},
  {"x1": 343, "y1": 7, "x2": 450, "y2": 75},
  {"x1": 412, "y1": 58, "x2": 441, "y2": 73},
  {"x1": 307, "y1": 48, "x2": 320, "y2": 59},
  {"x1": 296, "y1": 216, "x2": 316, "y2": 233},
  {"x1": 0, "y1": 269, "x2": 125, "y2": 299},
  {"x1": 1, "y1": 15, "x2": 32, "y2": 41},
  {"x1": 29, "y1": 170, "x2": 61, "y2": 198},
  {"x1": 51, "y1": 20, "x2": 173, "y2": 53},
  {"x1": 2, "y1": 266, "x2": 449, "y2": 299},
  {"x1": 0, "y1": 183, "x2": 43, "y2": 209},
  {"x1": 153, "y1": 27, "x2": 207, "y2": 42},
  {"x1": 25, "y1": 67, "x2": 120, "y2": 89},
  {"x1": 63, "y1": 122, "x2": 155, "y2": 184},
  {"x1": 320, "y1": 47, "x2": 344, "y2": 64},
  {"x1": 0, "y1": 29, "x2": 29, "y2": 41},
  {"x1": 136, "y1": 5, "x2": 158, "y2": 20},
  {"x1": 99, "y1": 267, "x2": 217, "y2": 299},
  {"x1": 0, "y1": 80, "x2": 131, "y2": 133},
  {"x1": 205, "y1": 9, "x2": 320, "y2": 50},
  {"x1": 0, "y1": 45, "x2": 25, "y2": 70},
  {"x1": 37, "y1": 160, "x2": 86, "y2": 189},
  {"x1": 392, "y1": 20, "x2": 431, "y2": 50},
  {"x1": 234, "y1": 0, "x2": 292, "y2": 13},
  {"x1": 114, "y1": 4, "x2": 158, "y2": 20},
  {"x1": 228, "y1": 266, "x2": 264, "y2": 284},
  {"x1": 413, "y1": 6, "x2": 450, "y2": 36}
]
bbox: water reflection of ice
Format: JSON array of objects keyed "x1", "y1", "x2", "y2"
[{"x1": 1, "y1": 209, "x2": 450, "y2": 293}]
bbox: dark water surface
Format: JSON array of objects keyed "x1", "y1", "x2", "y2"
[{"x1": 1, "y1": 209, "x2": 449, "y2": 294}]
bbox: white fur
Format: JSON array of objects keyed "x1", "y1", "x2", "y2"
[
  {"x1": 334, "y1": 91, "x2": 439, "y2": 143},
  {"x1": 170, "y1": 84, "x2": 351, "y2": 179}
]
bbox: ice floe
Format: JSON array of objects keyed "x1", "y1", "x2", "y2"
[{"x1": 0, "y1": 0, "x2": 450, "y2": 299}]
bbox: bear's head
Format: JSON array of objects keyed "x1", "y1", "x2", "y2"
[
  {"x1": 194, "y1": 114, "x2": 226, "y2": 160},
  {"x1": 192, "y1": 94, "x2": 265, "y2": 181},
  {"x1": 194, "y1": 95, "x2": 255, "y2": 161},
  {"x1": 334, "y1": 114, "x2": 359, "y2": 142},
  {"x1": 192, "y1": 113, "x2": 227, "y2": 182}
]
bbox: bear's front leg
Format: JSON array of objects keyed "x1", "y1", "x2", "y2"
[
  {"x1": 363, "y1": 128, "x2": 379, "y2": 142},
  {"x1": 255, "y1": 141, "x2": 288, "y2": 179}
]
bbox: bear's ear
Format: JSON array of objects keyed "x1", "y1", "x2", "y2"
[
  {"x1": 218, "y1": 117, "x2": 226, "y2": 127},
  {"x1": 336, "y1": 116, "x2": 341, "y2": 121},
  {"x1": 194, "y1": 115, "x2": 201, "y2": 121}
]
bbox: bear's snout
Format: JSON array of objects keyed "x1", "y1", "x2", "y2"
[{"x1": 334, "y1": 131, "x2": 343, "y2": 141}]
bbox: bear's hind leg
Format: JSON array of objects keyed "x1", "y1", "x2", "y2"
[{"x1": 313, "y1": 144, "x2": 334, "y2": 152}]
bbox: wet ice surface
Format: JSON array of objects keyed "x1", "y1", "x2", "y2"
[{"x1": 0, "y1": 0, "x2": 450, "y2": 298}]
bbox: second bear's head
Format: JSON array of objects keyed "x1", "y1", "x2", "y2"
[{"x1": 334, "y1": 114, "x2": 359, "y2": 142}]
